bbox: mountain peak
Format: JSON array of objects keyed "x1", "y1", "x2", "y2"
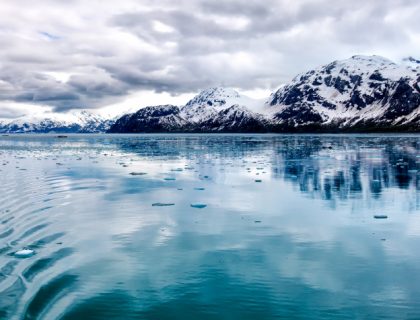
[
  {"x1": 349, "y1": 55, "x2": 394, "y2": 63},
  {"x1": 326, "y1": 55, "x2": 397, "y2": 73},
  {"x1": 185, "y1": 87, "x2": 241, "y2": 108}
]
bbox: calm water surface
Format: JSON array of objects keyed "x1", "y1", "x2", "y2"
[{"x1": 0, "y1": 134, "x2": 419, "y2": 319}]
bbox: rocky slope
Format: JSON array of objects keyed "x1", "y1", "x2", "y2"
[{"x1": 267, "y1": 55, "x2": 420, "y2": 132}]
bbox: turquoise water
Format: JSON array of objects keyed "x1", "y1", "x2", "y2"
[{"x1": 0, "y1": 134, "x2": 419, "y2": 319}]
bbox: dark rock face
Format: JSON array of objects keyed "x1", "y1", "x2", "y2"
[
  {"x1": 383, "y1": 79, "x2": 420, "y2": 120},
  {"x1": 273, "y1": 105, "x2": 323, "y2": 125},
  {"x1": 198, "y1": 106, "x2": 268, "y2": 133}
]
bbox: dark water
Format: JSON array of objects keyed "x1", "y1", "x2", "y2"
[{"x1": 0, "y1": 134, "x2": 419, "y2": 319}]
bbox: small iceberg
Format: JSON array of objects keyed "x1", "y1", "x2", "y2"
[
  {"x1": 190, "y1": 203, "x2": 207, "y2": 209},
  {"x1": 14, "y1": 248, "x2": 35, "y2": 258},
  {"x1": 152, "y1": 203, "x2": 175, "y2": 207},
  {"x1": 374, "y1": 215, "x2": 388, "y2": 219},
  {"x1": 129, "y1": 172, "x2": 147, "y2": 176}
]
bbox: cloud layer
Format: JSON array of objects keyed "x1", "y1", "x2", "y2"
[{"x1": 0, "y1": 0, "x2": 419, "y2": 117}]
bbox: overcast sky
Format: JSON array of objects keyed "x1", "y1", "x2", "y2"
[{"x1": 0, "y1": 0, "x2": 419, "y2": 118}]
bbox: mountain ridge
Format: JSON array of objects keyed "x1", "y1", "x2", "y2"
[
  {"x1": 110, "y1": 55, "x2": 420, "y2": 133},
  {"x1": 2, "y1": 55, "x2": 419, "y2": 133},
  {"x1": 0, "y1": 110, "x2": 114, "y2": 133}
]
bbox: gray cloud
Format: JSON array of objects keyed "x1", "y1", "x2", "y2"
[
  {"x1": 0, "y1": 0, "x2": 419, "y2": 114},
  {"x1": 0, "y1": 106, "x2": 26, "y2": 119}
]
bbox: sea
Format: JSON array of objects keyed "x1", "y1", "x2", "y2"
[{"x1": 0, "y1": 134, "x2": 419, "y2": 319}]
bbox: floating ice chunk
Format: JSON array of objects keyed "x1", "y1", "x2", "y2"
[
  {"x1": 374, "y1": 215, "x2": 388, "y2": 219},
  {"x1": 152, "y1": 203, "x2": 175, "y2": 207},
  {"x1": 14, "y1": 248, "x2": 35, "y2": 258},
  {"x1": 190, "y1": 203, "x2": 207, "y2": 209},
  {"x1": 129, "y1": 172, "x2": 147, "y2": 176}
]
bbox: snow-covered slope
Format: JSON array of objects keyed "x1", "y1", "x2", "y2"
[
  {"x1": 0, "y1": 110, "x2": 114, "y2": 133},
  {"x1": 179, "y1": 87, "x2": 264, "y2": 124},
  {"x1": 266, "y1": 55, "x2": 420, "y2": 131}
]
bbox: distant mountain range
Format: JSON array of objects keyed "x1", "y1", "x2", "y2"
[
  {"x1": 0, "y1": 110, "x2": 114, "y2": 133},
  {"x1": 2, "y1": 55, "x2": 419, "y2": 133}
]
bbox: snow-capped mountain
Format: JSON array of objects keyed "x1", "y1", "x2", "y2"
[
  {"x1": 179, "y1": 87, "x2": 264, "y2": 124},
  {"x1": 267, "y1": 55, "x2": 420, "y2": 131},
  {"x1": 109, "y1": 88, "x2": 269, "y2": 133},
  {"x1": 0, "y1": 110, "x2": 114, "y2": 133},
  {"x1": 179, "y1": 87, "x2": 267, "y2": 131},
  {"x1": 109, "y1": 56, "x2": 419, "y2": 133}
]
